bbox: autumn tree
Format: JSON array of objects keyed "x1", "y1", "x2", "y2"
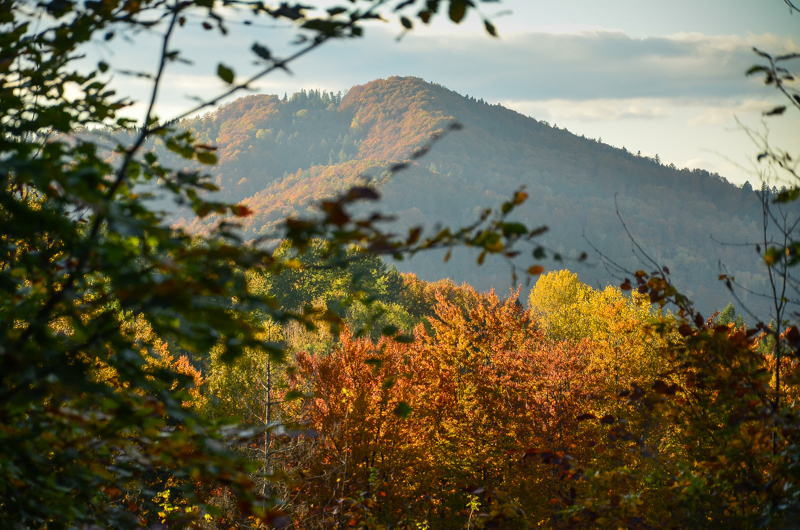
[
  {"x1": 285, "y1": 285, "x2": 604, "y2": 529},
  {"x1": 0, "y1": 0, "x2": 561, "y2": 527},
  {"x1": 546, "y1": 5, "x2": 800, "y2": 527},
  {"x1": 530, "y1": 270, "x2": 670, "y2": 396}
]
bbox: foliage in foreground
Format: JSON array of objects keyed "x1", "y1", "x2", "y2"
[
  {"x1": 0, "y1": 0, "x2": 542, "y2": 527},
  {"x1": 3, "y1": 0, "x2": 800, "y2": 527}
]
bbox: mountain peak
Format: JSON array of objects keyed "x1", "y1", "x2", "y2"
[{"x1": 168, "y1": 78, "x2": 762, "y2": 315}]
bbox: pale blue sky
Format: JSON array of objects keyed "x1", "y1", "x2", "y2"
[
  {"x1": 93, "y1": 0, "x2": 799, "y2": 186},
  {"x1": 482, "y1": 0, "x2": 797, "y2": 37}
]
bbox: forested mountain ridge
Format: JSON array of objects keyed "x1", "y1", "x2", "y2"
[{"x1": 153, "y1": 76, "x2": 771, "y2": 315}]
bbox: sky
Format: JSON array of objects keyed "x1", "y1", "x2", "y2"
[{"x1": 90, "y1": 0, "x2": 800, "y2": 186}]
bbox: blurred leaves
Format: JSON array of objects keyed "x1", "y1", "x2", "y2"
[
  {"x1": 217, "y1": 63, "x2": 234, "y2": 84},
  {"x1": 0, "y1": 0, "x2": 520, "y2": 527}
]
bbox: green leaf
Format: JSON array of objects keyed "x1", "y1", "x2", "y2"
[
  {"x1": 217, "y1": 63, "x2": 234, "y2": 84},
  {"x1": 774, "y1": 187, "x2": 800, "y2": 204},
  {"x1": 502, "y1": 222, "x2": 527, "y2": 237},
  {"x1": 764, "y1": 247, "x2": 782, "y2": 266},
  {"x1": 448, "y1": 0, "x2": 468, "y2": 23},
  {"x1": 400, "y1": 16, "x2": 413, "y2": 29},
  {"x1": 252, "y1": 43, "x2": 271, "y2": 61},
  {"x1": 165, "y1": 138, "x2": 194, "y2": 159},
  {"x1": 97, "y1": 61, "x2": 109, "y2": 73},
  {"x1": 484, "y1": 20, "x2": 497, "y2": 36},
  {"x1": 764, "y1": 106, "x2": 786, "y2": 116},
  {"x1": 196, "y1": 151, "x2": 217, "y2": 165},
  {"x1": 195, "y1": 202, "x2": 214, "y2": 218},
  {"x1": 127, "y1": 161, "x2": 141, "y2": 179},
  {"x1": 393, "y1": 334, "x2": 414, "y2": 344},
  {"x1": 393, "y1": 401, "x2": 412, "y2": 419},
  {"x1": 283, "y1": 390, "x2": 306, "y2": 401}
]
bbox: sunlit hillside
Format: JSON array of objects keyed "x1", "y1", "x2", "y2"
[{"x1": 144, "y1": 76, "x2": 773, "y2": 316}]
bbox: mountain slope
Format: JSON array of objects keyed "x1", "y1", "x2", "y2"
[{"x1": 173, "y1": 76, "x2": 773, "y2": 315}]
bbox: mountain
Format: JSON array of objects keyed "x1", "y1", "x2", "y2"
[{"x1": 155, "y1": 76, "x2": 775, "y2": 316}]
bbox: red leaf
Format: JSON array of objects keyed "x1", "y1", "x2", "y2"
[
  {"x1": 231, "y1": 205, "x2": 252, "y2": 217},
  {"x1": 694, "y1": 313, "x2": 705, "y2": 328}
]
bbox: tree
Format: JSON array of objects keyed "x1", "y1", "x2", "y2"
[
  {"x1": 0, "y1": 0, "x2": 557, "y2": 527},
  {"x1": 528, "y1": 270, "x2": 591, "y2": 341},
  {"x1": 717, "y1": 303, "x2": 736, "y2": 325},
  {"x1": 534, "y1": 15, "x2": 800, "y2": 521},
  {"x1": 285, "y1": 287, "x2": 599, "y2": 529}
]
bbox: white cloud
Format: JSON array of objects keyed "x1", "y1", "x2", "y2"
[
  {"x1": 687, "y1": 99, "x2": 777, "y2": 127},
  {"x1": 265, "y1": 27, "x2": 800, "y2": 104},
  {"x1": 501, "y1": 98, "x2": 674, "y2": 122},
  {"x1": 681, "y1": 157, "x2": 718, "y2": 172},
  {"x1": 665, "y1": 31, "x2": 800, "y2": 53},
  {"x1": 91, "y1": 21, "x2": 800, "y2": 125},
  {"x1": 523, "y1": 23, "x2": 611, "y2": 35}
]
